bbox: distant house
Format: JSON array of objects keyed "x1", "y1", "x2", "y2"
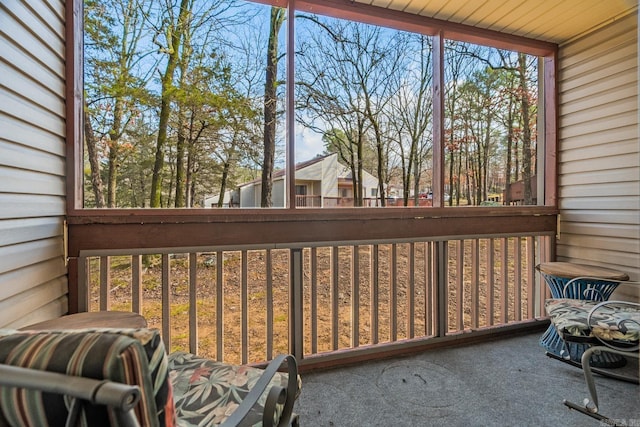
[{"x1": 204, "y1": 153, "x2": 379, "y2": 208}]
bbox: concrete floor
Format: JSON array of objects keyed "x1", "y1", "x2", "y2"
[{"x1": 294, "y1": 332, "x2": 639, "y2": 426}]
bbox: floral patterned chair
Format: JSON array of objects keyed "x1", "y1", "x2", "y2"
[
  {"x1": 545, "y1": 278, "x2": 639, "y2": 424},
  {"x1": 0, "y1": 327, "x2": 300, "y2": 427}
]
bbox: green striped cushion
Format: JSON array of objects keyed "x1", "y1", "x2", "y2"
[{"x1": 0, "y1": 328, "x2": 175, "y2": 427}]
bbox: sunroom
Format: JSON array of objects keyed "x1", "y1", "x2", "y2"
[{"x1": 1, "y1": 0, "x2": 638, "y2": 424}]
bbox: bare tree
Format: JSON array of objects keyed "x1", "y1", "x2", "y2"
[
  {"x1": 296, "y1": 16, "x2": 403, "y2": 206},
  {"x1": 84, "y1": 0, "x2": 153, "y2": 207},
  {"x1": 260, "y1": 7, "x2": 286, "y2": 208},
  {"x1": 387, "y1": 34, "x2": 433, "y2": 206}
]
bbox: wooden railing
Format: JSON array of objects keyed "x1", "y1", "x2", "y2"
[{"x1": 79, "y1": 233, "x2": 552, "y2": 367}]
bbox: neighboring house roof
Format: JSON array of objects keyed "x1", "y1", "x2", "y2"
[{"x1": 238, "y1": 153, "x2": 337, "y2": 189}]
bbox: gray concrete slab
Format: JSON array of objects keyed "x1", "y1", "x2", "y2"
[{"x1": 294, "y1": 332, "x2": 639, "y2": 426}]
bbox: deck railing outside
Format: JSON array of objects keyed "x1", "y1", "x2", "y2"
[{"x1": 79, "y1": 233, "x2": 551, "y2": 367}]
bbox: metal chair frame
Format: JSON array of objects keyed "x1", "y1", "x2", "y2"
[{"x1": 548, "y1": 277, "x2": 639, "y2": 425}]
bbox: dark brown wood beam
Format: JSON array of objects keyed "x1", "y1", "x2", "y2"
[{"x1": 68, "y1": 208, "x2": 557, "y2": 255}]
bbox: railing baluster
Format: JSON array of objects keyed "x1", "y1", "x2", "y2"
[
  {"x1": 99, "y1": 256, "x2": 110, "y2": 311},
  {"x1": 425, "y1": 242, "x2": 432, "y2": 336},
  {"x1": 161, "y1": 254, "x2": 170, "y2": 351},
  {"x1": 514, "y1": 238, "x2": 522, "y2": 321},
  {"x1": 310, "y1": 247, "x2": 318, "y2": 354},
  {"x1": 436, "y1": 241, "x2": 448, "y2": 336},
  {"x1": 471, "y1": 239, "x2": 480, "y2": 329},
  {"x1": 526, "y1": 236, "x2": 536, "y2": 318},
  {"x1": 456, "y1": 240, "x2": 464, "y2": 331},
  {"x1": 266, "y1": 249, "x2": 273, "y2": 360},
  {"x1": 408, "y1": 242, "x2": 415, "y2": 339},
  {"x1": 186, "y1": 253, "x2": 197, "y2": 354},
  {"x1": 77, "y1": 257, "x2": 89, "y2": 312},
  {"x1": 241, "y1": 251, "x2": 248, "y2": 364},
  {"x1": 501, "y1": 238, "x2": 509, "y2": 324},
  {"x1": 216, "y1": 250, "x2": 224, "y2": 362},
  {"x1": 290, "y1": 249, "x2": 304, "y2": 360},
  {"x1": 352, "y1": 245, "x2": 359, "y2": 347},
  {"x1": 371, "y1": 244, "x2": 379, "y2": 345},
  {"x1": 390, "y1": 244, "x2": 398, "y2": 342},
  {"x1": 331, "y1": 246, "x2": 339, "y2": 350},
  {"x1": 487, "y1": 239, "x2": 495, "y2": 326},
  {"x1": 132, "y1": 255, "x2": 142, "y2": 315}
]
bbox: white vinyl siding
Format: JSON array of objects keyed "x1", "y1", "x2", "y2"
[
  {"x1": 557, "y1": 11, "x2": 639, "y2": 296},
  {"x1": 0, "y1": 0, "x2": 68, "y2": 327}
]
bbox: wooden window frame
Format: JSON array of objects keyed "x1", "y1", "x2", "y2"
[{"x1": 67, "y1": 0, "x2": 557, "y2": 216}]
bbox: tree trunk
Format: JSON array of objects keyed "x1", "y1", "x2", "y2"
[
  {"x1": 107, "y1": 98, "x2": 123, "y2": 208},
  {"x1": 83, "y1": 107, "x2": 106, "y2": 208},
  {"x1": 261, "y1": 7, "x2": 285, "y2": 208},
  {"x1": 150, "y1": 0, "x2": 190, "y2": 208}
]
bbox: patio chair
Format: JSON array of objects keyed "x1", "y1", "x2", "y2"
[
  {"x1": 545, "y1": 278, "x2": 639, "y2": 423},
  {"x1": 0, "y1": 327, "x2": 300, "y2": 426}
]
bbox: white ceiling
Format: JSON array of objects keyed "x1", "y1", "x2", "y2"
[{"x1": 355, "y1": 0, "x2": 638, "y2": 44}]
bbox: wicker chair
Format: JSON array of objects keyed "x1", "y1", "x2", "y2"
[
  {"x1": 0, "y1": 327, "x2": 299, "y2": 426},
  {"x1": 545, "y1": 278, "x2": 639, "y2": 423}
]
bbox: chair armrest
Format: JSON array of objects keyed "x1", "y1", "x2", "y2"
[
  {"x1": 0, "y1": 364, "x2": 141, "y2": 427},
  {"x1": 220, "y1": 354, "x2": 299, "y2": 427}
]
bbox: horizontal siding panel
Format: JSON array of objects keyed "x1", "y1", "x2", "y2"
[
  {"x1": 556, "y1": 246, "x2": 639, "y2": 270},
  {"x1": 559, "y1": 182, "x2": 639, "y2": 199},
  {"x1": 0, "y1": 61, "x2": 65, "y2": 115},
  {"x1": 0, "y1": 139, "x2": 65, "y2": 175},
  {"x1": 559, "y1": 23, "x2": 637, "y2": 68},
  {"x1": 561, "y1": 68, "x2": 638, "y2": 106},
  {"x1": 0, "y1": 194, "x2": 65, "y2": 220},
  {"x1": 0, "y1": 257, "x2": 66, "y2": 301},
  {"x1": 560, "y1": 45, "x2": 637, "y2": 88},
  {"x1": 3, "y1": 296, "x2": 67, "y2": 329},
  {"x1": 559, "y1": 95, "x2": 637, "y2": 128},
  {"x1": 0, "y1": 277, "x2": 67, "y2": 328},
  {"x1": 0, "y1": 89, "x2": 65, "y2": 137},
  {"x1": 561, "y1": 222, "x2": 640, "y2": 239},
  {"x1": 560, "y1": 78, "x2": 637, "y2": 113},
  {"x1": 0, "y1": 217, "x2": 63, "y2": 247},
  {"x1": 0, "y1": 166, "x2": 65, "y2": 195},
  {"x1": 556, "y1": 233, "x2": 639, "y2": 254},
  {"x1": 0, "y1": 238, "x2": 64, "y2": 274},
  {"x1": 560, "y1": 56, "x2": 638, "y2": 96},
  {"x1": 559, "y1": 210, "x2": 640, "y2": 225},
  {"x1": 559, "y1": 111, "x2": 637, "y2": 140},
  {"x1": 560, "y1": 125, "x2": 637, "y2": 151},
  {"x1": 559, "y1": 167, "x2": 639, "y2": 186},
  {"x1": 5, "y1": 0, "x2": 64, "y2": 55},
  {"x1": 21, "y1": 0, "x2": 65, "y2": 40},
  {"x1": 48, "y1": 0, "x2": 65, "y2": 22},
  {"x1": 560, "y1": 139, "x2": 638, "y2": 162},
  {"x1": 559, "y1": 154, "x2": 638, "y2": 175},
  {"x1": 0, "y1": 34, "x2": 65, "y2": 95},
  {"x1": 559, "y1": 196, "x2": 639, "y2": 211},
  {"x1": 0, "y1": 6, "x2": 64, "y2": 79},
  {"x1": 0, "y1": 113, "x2": 65, "y2": 156}
]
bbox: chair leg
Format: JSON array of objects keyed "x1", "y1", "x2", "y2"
[
  {"x1": 580, "y1": 346, "x2": 601, "y2": 411},
  {"x1": 563, "y1": 345, "x2": 639, "y2": 424}
]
